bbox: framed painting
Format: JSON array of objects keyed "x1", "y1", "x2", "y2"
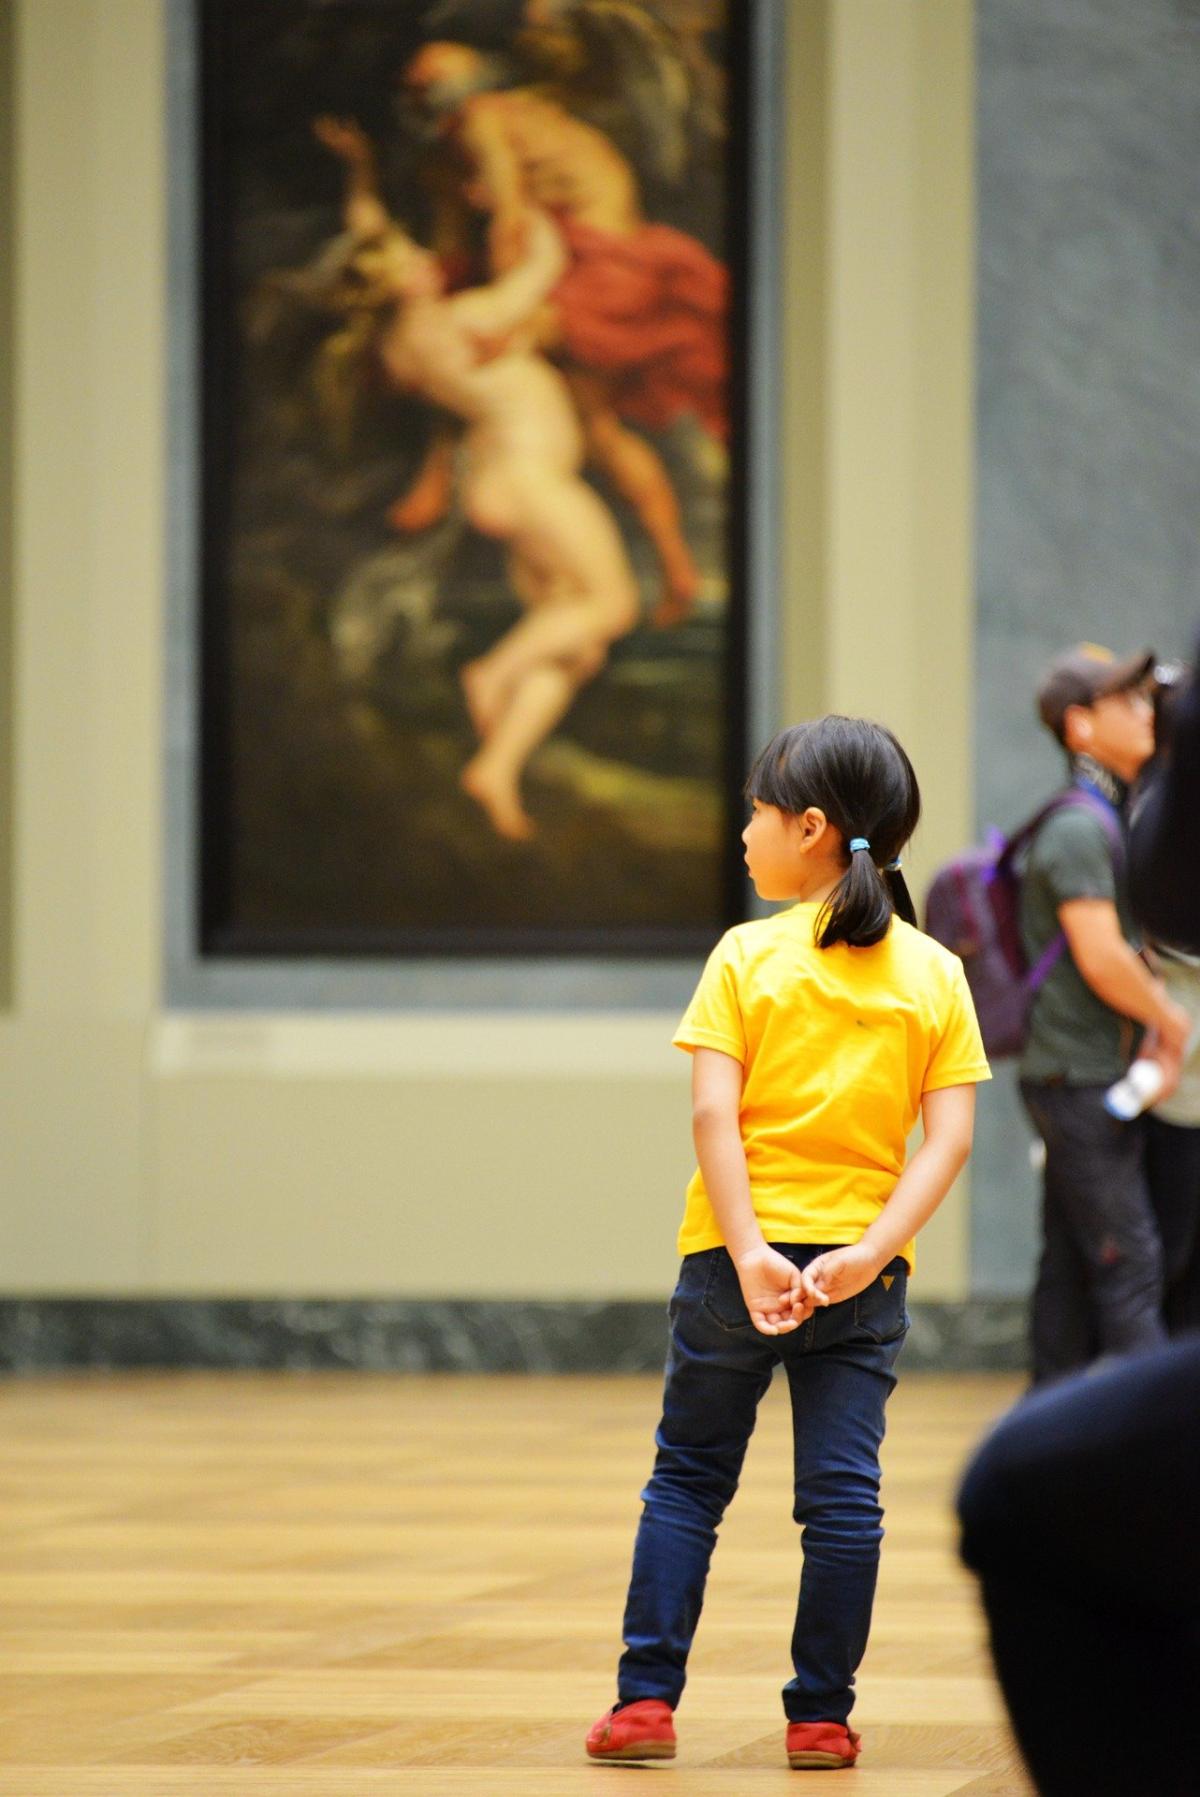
[{"x1": 195, "y1": 0, "x2": 767, "y2": 959}]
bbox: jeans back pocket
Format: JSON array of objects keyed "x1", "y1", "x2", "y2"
[
  {"x1": 701, "y1": 1251, "x2": 755, "y2": 1331},
  {"x1": 852, "y1": 1261, "x2": 909, "y2": 1343}
]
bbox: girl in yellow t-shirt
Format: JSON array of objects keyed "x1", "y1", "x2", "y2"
[{"x1": 586, "y1": 714, "x2": 990, "y2": 1773}]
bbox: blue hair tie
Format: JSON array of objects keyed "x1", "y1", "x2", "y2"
[
  {"x1": 885, "y1": 857, "x2": 902, "y2": 872},
  {"x1": 848, "y1": 837, "x2": 870, "y2": 854}
]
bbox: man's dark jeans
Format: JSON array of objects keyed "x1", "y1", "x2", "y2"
[
  {"x1": 1020, "y1": 1081, "x2": 1166, "y2": 1383},
  {"x1": 616, "y1": 1244, "x2": 908, "y2": 1725},
  {"x1": 959, "y1": 1340, "x2": 1200, "y2": 1797}
]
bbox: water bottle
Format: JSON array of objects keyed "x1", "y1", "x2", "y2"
[{"x1": 1103, "y1": 1057, "x2": 1166, "y2": 1121}]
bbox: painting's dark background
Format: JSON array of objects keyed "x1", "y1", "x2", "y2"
[{"x1": 198, "y1": 0, "x2": 751, "y2": 956}]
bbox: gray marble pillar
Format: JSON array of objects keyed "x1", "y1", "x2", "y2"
[{"x1": 973, "y1": 0, "x2": 1200, "y2": 1293}]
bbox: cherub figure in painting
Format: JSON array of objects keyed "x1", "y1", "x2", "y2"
[
  {"x1": 312, "y1": 116, "x2": 639, "y2": 843},
  {"x1": 390, "y1": 21, "x2": 729, "y2": 626}
]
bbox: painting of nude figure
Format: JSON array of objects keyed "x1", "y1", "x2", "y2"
[{"x1": 198, "y1": 0, "x2": 755, "y2": 955}]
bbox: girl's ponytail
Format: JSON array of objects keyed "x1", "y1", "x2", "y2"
[
  {"x1": 815, "y1": 842, "x2": 892, "y2": 949},
  {"x1": 885, "y1": 865, "x2": 918, "y2": 928},
  {"x1": 746, "y1": 716, "x2": 922, "y2": 949}
]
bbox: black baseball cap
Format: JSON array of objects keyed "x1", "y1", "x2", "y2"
[{"x1": 1036, "y1": 642, "x2": 1156, "y2": 742}]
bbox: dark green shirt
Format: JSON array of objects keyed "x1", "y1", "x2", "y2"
[{"x1": 1018, "y1": 800, "x2": 1138, "y2": 1084}]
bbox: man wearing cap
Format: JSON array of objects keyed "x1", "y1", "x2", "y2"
[{"x1": 1020, "y1": 642, "x2": 1191, "y2": 1383}]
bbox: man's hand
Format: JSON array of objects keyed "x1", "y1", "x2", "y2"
[
  {"x1": 1140, "y1": 1024, "x2": 1188, "y2": 1104},
  {"x1": 798, "y1": 1242, "x2": 886, "y2": 1312},
  {"x1": 732, "y1": 1245, "x2": 808, "y2": 1336},
  {"x1": 1156, "y1": 998, "x2": 1193, "y2": 1063}
]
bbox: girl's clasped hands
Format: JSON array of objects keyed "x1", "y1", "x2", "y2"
[{"x1": 734, "y1": 1242, "x2": 887, "y2": 1336}]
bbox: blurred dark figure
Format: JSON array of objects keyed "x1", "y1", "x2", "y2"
[
  {"x1": 959, "y1": 1340, "x2": 1200, "y2": 1797},
  {"x1": 1131, "y1": 646, "x2": 1200, "y2": 953},
  {"x1": 1140, "y1": 664, "x2": 1200, "y2": 1335},
  {"x1": 960, "y1": 634, "x2": 1200, "y2": 1797}
]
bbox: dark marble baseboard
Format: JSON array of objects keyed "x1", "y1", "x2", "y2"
[{"x1": 0, "y1": 1298, "x2": 1029, "y2": 1375}]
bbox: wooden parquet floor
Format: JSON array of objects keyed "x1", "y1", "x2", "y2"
[{"x1": 0, "y1": 1370, "x2": 1034, "y2": 1796}]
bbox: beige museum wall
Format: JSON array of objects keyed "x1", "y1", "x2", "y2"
[{"x1": 0, "y1": 0, "x2": 975, "y2": 1302}]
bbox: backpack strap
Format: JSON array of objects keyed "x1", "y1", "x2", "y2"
[
  {"x1": 998, "y1": 784, "x2": 1124, "y2": 877},
  {"x1": 995, "y1": 794, "x2": 1072, "y2": 879},
  {"x1": 1059, "y1": 784, "x2": 1125, "y2": 865},
  {"x1": 1004, "y1": 786, "x2": 1126, "y2": 995},
  {"x1": 1026, "y1": 931, "x2": 1067, "y2": 993}
]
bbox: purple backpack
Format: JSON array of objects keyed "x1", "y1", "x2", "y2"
[{"x1": 923, "y1": 789, "x2": 1123, "y2": 1059}]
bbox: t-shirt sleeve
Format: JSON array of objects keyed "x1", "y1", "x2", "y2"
[
  {"x1": 1030, "y1": 807, "x2": 1117, "y2": 907},
  {"x1": 672, "y1": 933, "x2": 747, "y2": 1062},
  {"x1": 924, "y1": 959, "x2": 992, "y2": 1091}
]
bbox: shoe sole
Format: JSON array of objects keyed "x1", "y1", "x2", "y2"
[
  {"x1": 787, "y1": 1750, "x2": 856, "y2": 1769},
  {"x1": 587, "y1": 1742, "x2": 677, "y2": 1762}
]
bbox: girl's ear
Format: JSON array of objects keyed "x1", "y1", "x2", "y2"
[{"x1": 796, "y1": 806, "x2": 830, "y2": 850}]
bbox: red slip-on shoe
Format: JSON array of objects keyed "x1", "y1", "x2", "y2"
[
  {"x1": 785, "y1": 1720, "x2": 861, "y2": 1769},
  {"x1": 586, "y1": 1699, "x2": 677, "y2": 1762}
]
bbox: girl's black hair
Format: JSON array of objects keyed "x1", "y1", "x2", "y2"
[{"x1": 745, "y1": 715, "x2": 921, "y2": 948}]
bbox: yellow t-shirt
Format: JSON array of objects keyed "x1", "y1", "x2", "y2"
[{"x1": 672, "y1": 902, "x2": 991, "y2": 1269}]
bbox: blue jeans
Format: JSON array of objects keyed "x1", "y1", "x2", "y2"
[{"x1": 617, "y1": 1244, "x2": 908, "y2": 1724}]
